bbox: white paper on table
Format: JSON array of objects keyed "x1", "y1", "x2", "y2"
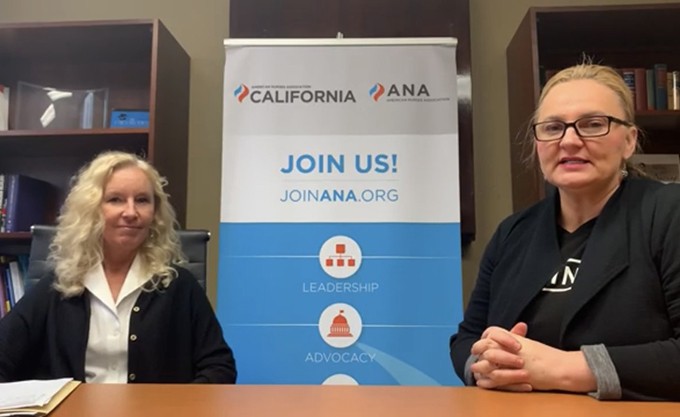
[{"x1": 0, "y1": 378, "x2": 73, "y2": 410}]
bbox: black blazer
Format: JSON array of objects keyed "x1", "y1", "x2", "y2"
[
  {"x1": 450, "y1": 177, "x2": 680, "y2": 401},
  {"x1": 0, "y1": 266, "x2": 237, "y2": 384}
]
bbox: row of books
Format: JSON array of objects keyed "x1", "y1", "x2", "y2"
[
  {"x1": 0, "y1": 174, "x2": 56, "y2": 233},
  {"x1": 0, "y1": 255, "x2": 28, "y2": 318},
  {"x1": 619, "y1": 65, "x2": 680, "y2": 111},
  {"x1": 544, "y1": 64, "x2": 680, "y2": 111}
]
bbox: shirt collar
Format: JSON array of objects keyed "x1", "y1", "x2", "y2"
[{"x1": 84, "y1": 254, "x2": 150, "y2": 308}]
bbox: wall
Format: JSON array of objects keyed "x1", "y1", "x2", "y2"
[{"x1": 2, "y1": 0, "x2": 676, "y2": 305}]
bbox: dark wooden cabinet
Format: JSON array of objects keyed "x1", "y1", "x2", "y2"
[
  {"x1": 0, "y1": 19, "x2": 190, "y2": 254},
  {"x1": 507, "y1": 4, "x2": 680, "y2": 211}
]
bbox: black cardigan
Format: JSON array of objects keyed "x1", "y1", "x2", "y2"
[
  {"x1": 0, "y1": 266, "x2": 237, "y2": 383},
  {"x1": 450, "y1": 177, "x2": 680, "y2": 401}
]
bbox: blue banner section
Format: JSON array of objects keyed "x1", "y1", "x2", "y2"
[{"x1": 217, "y1": 222, "x2": 463, "y2": 385}]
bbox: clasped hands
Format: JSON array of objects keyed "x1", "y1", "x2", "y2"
[{"x1": 470, "y1": 323, "x2": 596, "y2": 393}]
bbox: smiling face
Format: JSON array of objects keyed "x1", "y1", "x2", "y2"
[
  {"x1": 535, "y1": 79, "x2": 637, "y2": 197},
  {"x1": 101, "y1": 165, "x2": 155, "y2": 260}
]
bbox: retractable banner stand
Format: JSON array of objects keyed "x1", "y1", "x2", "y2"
[{"x1": 218, "y1": 38, "x2": 462, "y2": 386}]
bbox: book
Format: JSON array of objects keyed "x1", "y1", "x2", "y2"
[
  {"x1": 654, "y1": 64, "x2": 668, "y2": 110},
  {"x1": 8, "y1": 260, "x2": 25, "y2": 304},
  {"x1": 3, "y1": 174, "x2": 56, "y2": 233},
  {"x1": 620, "y1": 68, "x2": 636, "y2": 107},
  {"x1": 646, "y1": 68, "x2": 656, "y2": 110},
  {"x1": 1, "y1": 260, "x2": 15, "y2": 307},
  {"x1": 0, "y1": 264, "x2": 7, "y2": 317},
  {"x1": 668, "y1": 70, "x2": 680, "y2": 110},
  {"x1": 629, "y1": 154, "x2": 680, "y2": 183},
  {"x1": 0, "y1": 85, "x2": 8, "y2": 131},
  {"x1": 0, "y1": 174, "x2": 5, "y2": 232},
  {"x1": 0, "y1": 378, "x2": 80, "y2": 416},
  {"x1": 634, "y1": 68, "x2": 647, "y2": 111}
]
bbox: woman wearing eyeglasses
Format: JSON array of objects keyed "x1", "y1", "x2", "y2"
[{"x1": 450, "y1": 63, "x2": 680, "y2": 401}]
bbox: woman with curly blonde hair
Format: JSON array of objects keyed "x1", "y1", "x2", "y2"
[{"x1": 0, "y1": 151, "x2": 236, "y2": 384}]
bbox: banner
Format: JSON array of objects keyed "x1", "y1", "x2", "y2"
[{"x1": 219, "y1": 38, "x2": 462, "y2": 385}]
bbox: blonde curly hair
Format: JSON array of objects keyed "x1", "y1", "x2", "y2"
[{"x1": 50, "y1": 151, "x2": 185, "y2": 297}]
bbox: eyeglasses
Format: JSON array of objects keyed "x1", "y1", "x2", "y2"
[{"x1": 532, "y1": 115, "x2": 633, "y2": 142}]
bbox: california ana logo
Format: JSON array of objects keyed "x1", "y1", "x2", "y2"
[
  {"x1": 369, "y1": 83, "x2": 434, "y2": 102},
  {"x1": 233, "y1": 84, "x2": 249, "y2": 102},
  {"x1": 234, "y1": 84, "x2": 356, "y2": 104},
  {"x1": 369, "y1": 83, "x2": 385, "y2": 101}
]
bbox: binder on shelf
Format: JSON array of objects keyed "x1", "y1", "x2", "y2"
[{"x1": 2, "y1": 174, "x2": 56, "y2": 233}]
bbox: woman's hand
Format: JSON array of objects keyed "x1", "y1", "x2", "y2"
[
  {"x1": 470, "y1": 323, "x2": 532, "y2": 391},
  {"x1": 474, "y1": 325, "x2": 597, "y2": 393},
  {"x1": 510, "y1": 334, "x2": 596, "y2": 393}
]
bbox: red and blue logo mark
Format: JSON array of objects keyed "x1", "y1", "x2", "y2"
[
  {"x1": 369, "y1": 83, "x2": 385, "y2": 102},
  {"x1": 234, "y1": 84, "x2": 250, "y2": 102}
]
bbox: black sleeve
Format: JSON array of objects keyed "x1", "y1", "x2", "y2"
[
  {"x1": 449, "y1": 225, "x2": 503, "y2": 383},
  {"x1": 0, "y1": 274, "x2": 52, "y2": 382},
  {"x1": 187, "y1": 275, "x2": 237, "y2": 384},
  {"x1": 606, "y1": 184, "x2": 680, "y2": 401}
]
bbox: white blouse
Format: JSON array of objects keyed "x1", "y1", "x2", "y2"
[{"x1": 83, "y1": 255, "x2": 148, "y2": 383}]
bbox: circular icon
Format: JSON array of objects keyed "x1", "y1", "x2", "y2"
[
  {"x1": 322, "y1": 374, "x2": 359, "y2": 385},
  {"x1": 318, "y1": 303, "x2": 363, "y2": 348},
  {"x1": 319, "y1": 236, "x2": 362, "y2": 279}
]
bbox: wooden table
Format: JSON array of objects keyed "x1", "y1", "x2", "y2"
[{"x1": 51, "y1": 384, "x2": 680, "y2": 417}]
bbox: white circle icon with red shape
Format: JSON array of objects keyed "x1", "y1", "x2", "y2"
[
  {"x1": 319, "y1": 236, "x2": 362, "y2": 279},
  {"x1": 322, "y1": 374, "x2": 359, "y2": 385},
  {"x1": 318, "y1": 303, "x2": 363, "y2": 348}
]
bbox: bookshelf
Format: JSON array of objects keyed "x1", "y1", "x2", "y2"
[
  {"x1": 506, "y1": 4, "x2": 680, "y2": 211},
  {"x1": 0, "y1": 19, "x2": 190, "y2": 254}
]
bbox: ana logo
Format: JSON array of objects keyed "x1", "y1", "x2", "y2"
[
  {"x1": 386, "y1": 83, "x2": 430, "y2": 98},
  {"x1": 369, "y1": 83, "x2": 385, "y2": 101},
  {"x1": 233, "y1": 84, "x2": 250, "y2": 102}
]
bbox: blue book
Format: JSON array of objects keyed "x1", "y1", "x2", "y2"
[
  {"x1": 4, "y1": 174, "x2": 56, "y2": 233},
  {"x1": 654, "y1": 63, "x2": 668, "y2": 110},
  {"x1": 3, "y1": 265, "x2": 14, "y2": 306}
]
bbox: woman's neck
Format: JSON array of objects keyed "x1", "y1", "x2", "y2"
[
  {"x1": 558, "y1": 181, "x2": 621, "y2": 232},
  {"x1": 101, "y1": 250, "x2": 137, "y2": 302}
]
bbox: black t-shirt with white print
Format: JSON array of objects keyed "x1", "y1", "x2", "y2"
[{"x1": 518, "y1": 217, "x2": 597, "y2": 347}]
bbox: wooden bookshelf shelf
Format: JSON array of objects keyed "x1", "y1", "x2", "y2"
[
  {"x1": 636, "y1": 111, "x2": 680, "y2": 130},
  {"x1": 0, "y1": 19, "x2": 190, "y2": 257},
  {"x1": 0, "y1": 128, "x2": 149, "y2": 137},
  {"x1": 0, "y1": 232, "x2": 31, "y2": 241}
]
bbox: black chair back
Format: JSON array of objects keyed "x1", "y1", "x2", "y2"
[{"x1": 25, "y1": 225, "x2": 210, "y2": 291}]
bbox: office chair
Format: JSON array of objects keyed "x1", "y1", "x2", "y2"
[{"x1": 25, "y1": 225, "x2": 211, "y2": 291}]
